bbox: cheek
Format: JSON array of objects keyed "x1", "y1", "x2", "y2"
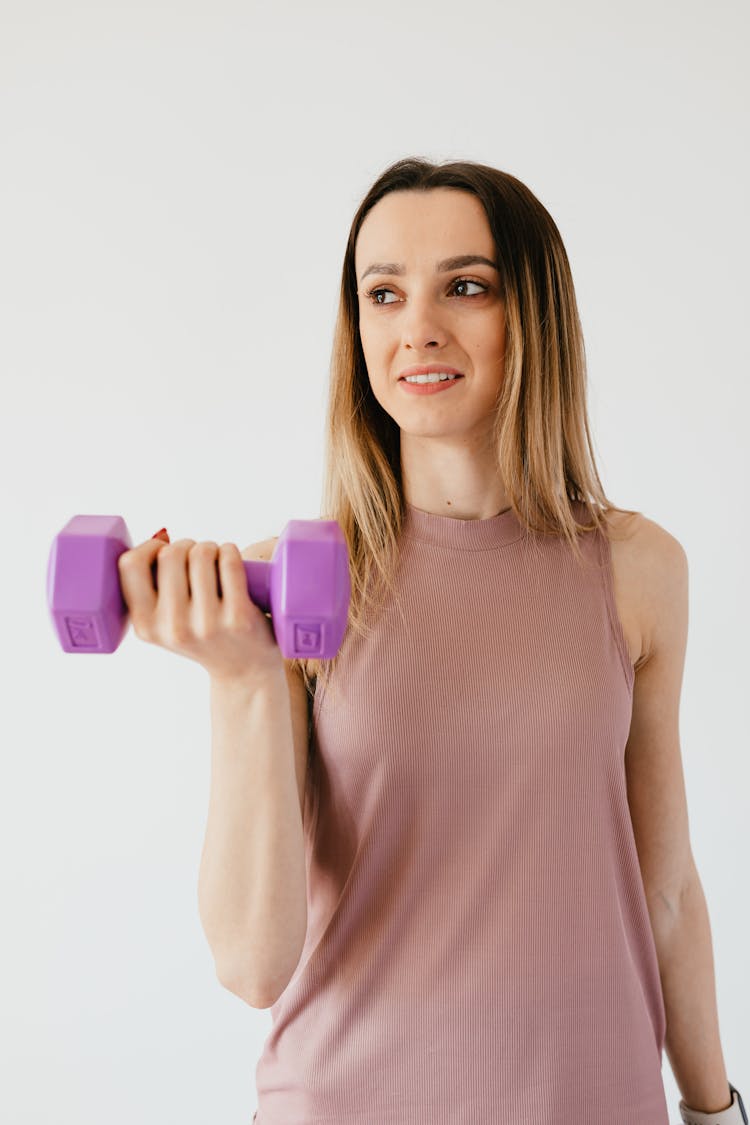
[
  {"x1": 480, "y1": 312, "x2": 506, "y2": 349},
  {"x1": 360, "y1": 320, "x2": 390, "y2": 350},
  {"x1": 365, "y1": 377, "x2": 396, "y2": 421},
  {"x1": 358, "y1": 323, "x2": 383, "y2": 362},
  {"x1": 360, "y1": 334, "x2": 393, "y2": 386}
]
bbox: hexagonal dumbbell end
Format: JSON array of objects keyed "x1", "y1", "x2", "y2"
[
  {"x1": 244, "y1": 519, "x2": 351, "y2": 660},
  {"x1": 47, "y1": 515, "x2": 134, "y2": 654},
  {"x1": 47, "y1": 515, "x2": 352, "y2": 659}
]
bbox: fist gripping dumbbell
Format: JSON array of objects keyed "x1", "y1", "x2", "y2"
[{"x1": 47, "y1": 515, "x2": 351, "y2": 660}]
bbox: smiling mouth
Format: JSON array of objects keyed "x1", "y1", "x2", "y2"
[{"x1": 399, "y1": 374, "x2": 465, "y2": 383}]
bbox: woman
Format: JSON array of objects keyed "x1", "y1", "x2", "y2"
[
  {"x1": 244, "y1": 156, "x2": 746, "y2": 1125},
  {"x1": 250, "y1": 156, "x2": 742, "y2": 1124},
  {"x1": 118, "y1": 156, "x2": 740, "y2": 1123}
]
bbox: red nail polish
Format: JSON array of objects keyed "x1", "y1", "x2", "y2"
[{"x1": 151, "y1": 528, "x2": 169, "y2": 541}]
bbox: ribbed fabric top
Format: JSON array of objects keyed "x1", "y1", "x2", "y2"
[{"x1": 253, "y1": 499, "x2": 669, "y2": 1124}]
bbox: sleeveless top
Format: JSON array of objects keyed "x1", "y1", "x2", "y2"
[{"x1": 253, "y1": 499, "x2": 669, "y2": 1125}]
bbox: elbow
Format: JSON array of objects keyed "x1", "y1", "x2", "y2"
[
  {"x1": 216, "y1": 960, "x2": 292, "y2": 1010},
  {"x1": 213, "y1": 911, "x2": 307, "y2": 1010}
]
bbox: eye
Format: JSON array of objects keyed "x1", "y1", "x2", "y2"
[{"x1": 363, "y1": 277, "x2": 488, "y2": 306}]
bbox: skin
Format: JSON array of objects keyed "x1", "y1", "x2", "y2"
[{"x1": 355, "y1": 186, "x2": 512, "y2": 520}]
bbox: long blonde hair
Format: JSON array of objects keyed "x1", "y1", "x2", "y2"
[{"x1": 288, "y1": 156, "x2": 639, "y2": 704}]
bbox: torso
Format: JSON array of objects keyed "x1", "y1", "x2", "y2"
[{"x1": 604, "y1": 509, "x2": 648, "y2": 671}]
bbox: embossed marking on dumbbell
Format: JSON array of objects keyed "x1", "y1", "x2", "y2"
[
  {"x1": 65, "y1": 616, "x2": 100, "y2": 648},
  {"x1": 294, "y1": 624, "x2": 323, "y2": 654}
]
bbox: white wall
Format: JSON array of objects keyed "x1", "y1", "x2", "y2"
[{"x1": 2, "y1": 0, "x2": 748, "y2": 1121}]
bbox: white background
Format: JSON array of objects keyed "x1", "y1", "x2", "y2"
[{"x1": 1, "y1": 1, "x2": 748, "y2": 1121}]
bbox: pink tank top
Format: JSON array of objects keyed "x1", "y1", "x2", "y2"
[{"x1": 253, "y1": 499, "x2": 669, "y2": 1124}]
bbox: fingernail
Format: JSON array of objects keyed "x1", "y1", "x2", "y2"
[{"x1": 151, "y1": 528, "x2": 170, "y2": 542}]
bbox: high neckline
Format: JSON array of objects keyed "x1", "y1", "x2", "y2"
[{"x1": 402, "y1": 500, "x2": 525, "y2": 551}]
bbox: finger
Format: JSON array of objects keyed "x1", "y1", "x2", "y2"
[
  {"x1": 187, "y1": 542, "x2": 222, "y2": 633},
  {"x1": 152, "y1": 539, "x2": 196, "y2": 631},
  {"x1": 217, "y1": 542, "x2": 256, "y2": 619},
  {"x1": 117, "y1": 535, "x2": 172, "y2": 622}
]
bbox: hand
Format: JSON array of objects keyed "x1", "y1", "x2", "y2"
[{"x1": 116, "y1": 533, "x2": 285, "y2": 685}]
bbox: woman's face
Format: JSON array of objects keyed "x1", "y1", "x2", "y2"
[{"x1": 354, "y1": 187, "x2": 507, "y2": 444}]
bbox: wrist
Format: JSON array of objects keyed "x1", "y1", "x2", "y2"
[
  {"x1": 680, "y1": 1083, "x2": 748, "y2": 1125},
  {"x1": 210, "y1": 666, "x2": 286, "y2": 698}
]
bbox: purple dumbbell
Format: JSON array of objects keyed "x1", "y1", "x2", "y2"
[{"x1": 47, "y1": 515, "x2": 351, "y2": 660}]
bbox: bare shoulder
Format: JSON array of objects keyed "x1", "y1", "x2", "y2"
[
  {"x1": 604, "y1": 509, "x2": 688, "y2": 670},
  {"x1": 240, "y1": 536, "x2": 280, "y2": 563}
]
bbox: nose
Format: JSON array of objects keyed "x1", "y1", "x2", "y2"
[{"x1": 400, "y1": 291, "x2": 448, "y2": 350}]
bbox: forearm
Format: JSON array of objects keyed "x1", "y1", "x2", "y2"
[
  {"x1": 198, "y1": 672, "x2": 307, "y2": 1007},
  {"x1": 648, "y1": 873, "x2": 731, "y2": 1114}
]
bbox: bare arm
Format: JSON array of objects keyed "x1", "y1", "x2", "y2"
[{"x1": 197, "y1": 669, "x2": 308, "y2": 1009}]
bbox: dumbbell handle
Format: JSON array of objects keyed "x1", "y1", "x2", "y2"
[
  {"x1": 243, "y1": 559, "x2": 271, "y2": 613},
  {"x1": 47, "y1": 514, "x2": 350, "y2": 659}
]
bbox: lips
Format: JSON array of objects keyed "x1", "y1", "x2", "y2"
[
  {"x1": 398, "y1": 374, "x2": 465, "y2": 396},
  {"x1": 398, "y1": 364, "x2": 464, "y2": 380}
]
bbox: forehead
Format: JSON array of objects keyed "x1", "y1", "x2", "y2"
[{"x1": 354, "y1": 188, "x2": 494, "y2": 269}]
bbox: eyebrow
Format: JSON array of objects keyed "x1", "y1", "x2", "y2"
[{"x1": 359, "y1": 253, "x2": 499, "y2": 282}]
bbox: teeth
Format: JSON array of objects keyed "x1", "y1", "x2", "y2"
[{"x1": 404, "y1": 373, "x2": 457, "y2": 384}]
